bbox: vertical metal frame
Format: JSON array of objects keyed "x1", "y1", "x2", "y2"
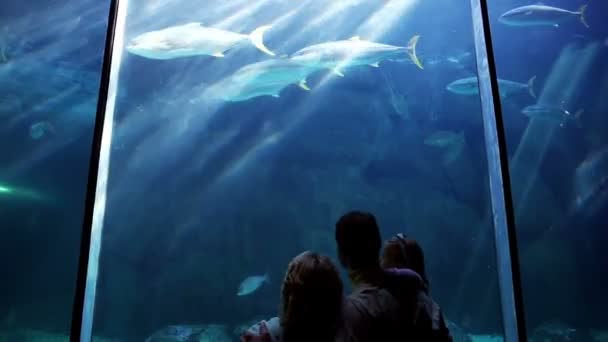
[
  {"x1": 469, "y1": 0, "x2": 527, "y2": 341},
  {"x1": 70, "y1": 0, "x2": 125, "y2": 340}
]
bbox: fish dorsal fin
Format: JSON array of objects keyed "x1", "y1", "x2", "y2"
[{"x1": 348, "y1": 36, "x2": 361, "y2": 41}]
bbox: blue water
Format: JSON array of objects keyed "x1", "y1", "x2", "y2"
[{"x1": 0, "y1": 0, "x2": 607, "y2": 341}]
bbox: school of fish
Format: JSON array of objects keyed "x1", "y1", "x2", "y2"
[{"x1": 126, "y1": 22, "x2": 423, "y2": 102}]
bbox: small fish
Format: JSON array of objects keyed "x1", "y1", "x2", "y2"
[
  {"x1": 499, "y1": 4, "x2": 589, "y2": 28},
  {"x1": 521, "y1": 104, "x2": 583, "y2": 126},
  {"x1": 237, "y1": 274, "x2": 269, "y2": 296},
  {"x1": 425, "y1": 51, "x2": 474, "y2": 71},
  {"x1": 425, "y1": 131, "x2": 466, "y2": 165},
  {"x1": 424, "y1": 130, "x2": 464, "y2": 148},
  {"x1": 126, "y1": 22, "x2": 275, "y2": 60},
  {"x1": 29, "y1": 121, "x2": 55, "y2": 140},
  {"x1": 205, "y1": 59, "x2": 321, "y2": 102},
  {"x1": 446, "y1": 76, "x2": 536, "y2": 99},
  {"x1": 290, "y1": 35, "x2": 423, "y2": 77},
  {"x1": 381, "y1": 71, "x2": 410, "y2": 120}
]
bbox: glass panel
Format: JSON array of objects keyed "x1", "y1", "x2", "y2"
[
  {"x1": 0, "y1": 0, "x2": 110, "y2": 340},
  {"x1": 488, "y1": 1, "x2": 608, "y2": 340},
  {"x1": 87, "y1": 0, "x2": 509, "y2": 340}
]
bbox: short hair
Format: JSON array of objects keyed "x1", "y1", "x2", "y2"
[
  {"x1": 381, "y1": 235, "x2": 429, "y2": 291},
  {"x1": 335, "y1": 211, "x2": 382, "y2": 270}
]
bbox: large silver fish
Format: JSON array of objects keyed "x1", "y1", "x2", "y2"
[
  {"x1": 499, "y1": 4, "x2": 589, "y2": 28},
  {"x1": 207, "y1": 59, "x2": 321, "y2": 102},
  {"x1": 126, "y1": 22, "x2": 275, "y2": 59},
  {"x1": 446, "y1": 76, "x2": 536, "y2": 98},
  {"x1": 290, "y1": 35, "x2": 423, "y2": 77}
]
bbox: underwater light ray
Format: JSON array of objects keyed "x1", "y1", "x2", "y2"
[
  {"x1": 111, "y1": 88, "x2": 227, "y2": 197},
  {"x1": 166, "y1": 118, "x2": 291, "y2": 227},
  {"x1": 1, "y1": 13, "x2": 107, "y2": 75},
  {"x1": 128, "y1": 0, "x2": 268, "y2": 33},
  {"x1": 130, "y1": 0, "x2": 254, "y2": 33},
  {"x1": 2, "y1": 131, "x2": 83, "y2": 180},
  {"x1": 203, "y1": 89, "x2": 331, "y2": 194},
  {"x1": 263, "y1": 6, "x2": 306, "y2": 37},
  {"x1": 110, "y1": 0, "x2": 414, "y2": 218},
  {"x1": 357, "y1": 0, "x2": 417, "y2": 40},
  {"x1": 213, "y1": 0, "x2": 274, "y2": 31},
  {"x1": 149, "y1": 0, "x2": 251, "y2": 19},
  {"x1": 511, "y1": 42, "x2": 599, "y2": 216},
  {"x1": 1, "y1": 0, "x2": 108, "y2": 63},
  {"x1": 0, "y1": 84, "x2": 82, "y2": 136},
  {"x1": 212, "y1": 128, "x2": 284, "y2": 184},
  {"x1": 298, "y1": 0, "x2": 363, "y2": 37},
  {"x1": 451, "y1": 42, "x2": 600, "y2": 314},
  {"x1": 273, "y1": 0, "x2": 386, "y2": 55}
]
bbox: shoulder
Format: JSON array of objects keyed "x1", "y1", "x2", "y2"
[
  {"x1": 240, "y1": 317, "x2": 282, "y2": 342},
  {"x1": 346, "y1": 285, "x2": 401, "y2": 320}
]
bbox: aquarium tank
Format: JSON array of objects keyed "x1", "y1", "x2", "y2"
[{"x1": 0, "y1": 0, "x2": 606, "y2": 341}]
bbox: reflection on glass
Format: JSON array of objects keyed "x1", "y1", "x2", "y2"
[
  {"x1": 489, "y1": 0, "x2": 608, "y2": 340},
  {"x1": 0, "y1": 0, "x2": 109, "y2": 340},
  {"x1": 87, "y1": 0, "x2": 509, "y2": 340}
]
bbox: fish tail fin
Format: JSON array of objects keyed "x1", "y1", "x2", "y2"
[
  {"x1": 406, "y1": 35, "x2": 424, "y2": 70},
  {"x1": 249, "y1": 25, "x2": 275, "y2": 56},
  {"x1": 574, "y1": 109, "x2": 584, "y2": 128},
  {"x1": 298, "y1": 79, "x2": 311, "y2": 91},
  {"x1": 527, "y1": 75, "x2": 537, "y2": 98},
  {"x1": 579, "y1": 4, "x2": 589, "y2": 28}
]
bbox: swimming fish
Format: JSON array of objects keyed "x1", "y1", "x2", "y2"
[
  {"x1": 425, "y1": 51, "x2": 474, "y2": 71},
  {"x1": 446, "y1": 76, "x2": 536, "y2": 98},
  {"x1": 29, "y1": 121, "x2": 55, "y2": 140},
  {"x1": 499, "y1": 4, "x2": 589, "y2": 28},
  {"x1": 290, "y1": 35, "x2": 423, "y2": 77},
  {"x1": 237, "y1": 274, "x2": 269, "y2": 296},
  {"x1": 424, "y1": 130, "x2": 464, "y2": 148},
  {"x1": 424, "y1": 131, "x2": 466, "y2": 165},
  {"x1": 126, "y1": 22, "x2": 275, "y2": 59},
  {"x1": 522, "y1": 104, "x2": 583, "y2": 126},
  {"x1": 206, "y1": 59, "x2": 321, "y2": 102}
]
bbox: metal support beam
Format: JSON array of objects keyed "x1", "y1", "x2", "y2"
[
  {"x1": 469, "y1": 0, "x2": 527, "y2": 341},
  {"x1": 70, "y1": 0, "x2": 120, "y2": 341}
]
